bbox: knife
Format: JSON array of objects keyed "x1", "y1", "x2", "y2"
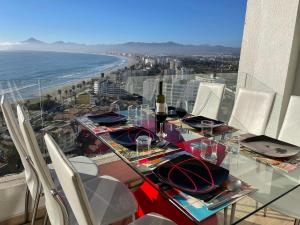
[{"x1": 207, "y1": 189, "x2": 253, "y2": 210}]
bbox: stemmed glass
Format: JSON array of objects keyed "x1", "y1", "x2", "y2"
[
  {"x1": 156, "y1": 103, "x2": 168, "y2": 139},
  {"x1": 175, "y1": 98, "x2": 188, "y2": 127}
]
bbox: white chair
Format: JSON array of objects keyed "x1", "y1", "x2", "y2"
[
  {"x1": 18, "y1": 103, "x2": 140, "y2": 225},
  {"x1": 18, "y1": 105, "x2": 137, "y2": 225},
  {"x1": 278, "y1": 96, "x2": 300, "y2": 146},
  {"x1": 1, "y1": 95, "x2": 40, "y2": 224},
  {"x1": 18, "y1": 105, "x2": 69, "y2": 225},
  {"x1": 192, "y1": 82, "x2": 225, "y2": 120},
  {"x1": 45, "y1": 133, "x2": 176, "y2": 225},
  {"x1": 262, "y1": 96, "x2": 300, "y2": 225},
  {"x1": 228, "y1": 88, "x2": 275, "y2": 135},
  {"x1": 1, "y1": 96, "x2": 98, "y2": 224}
]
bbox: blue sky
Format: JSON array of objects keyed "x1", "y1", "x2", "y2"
[{"x1": 0, "y1": 0, "x2": 247, "y2": 47}]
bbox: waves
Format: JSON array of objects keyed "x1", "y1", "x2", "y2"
[{"x1": 0, "y1": 51, "x2": 127, "y2": 99}]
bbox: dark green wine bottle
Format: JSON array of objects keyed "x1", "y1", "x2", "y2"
[{"x1": 156, "y1": 81, "x2": 165, "y2": 112}]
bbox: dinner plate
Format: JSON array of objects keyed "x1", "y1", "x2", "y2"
[
  {"x1": 109, "y1": 127, "x2": 159, "y2": 148},
  {"x1": 87, "y1": 112, "x2": 127, "y2": 125},
  {"x1": 241, "y1": 135, "x2": 300, "y2": 158},
  {"x1": 153, "y1": 154, "x2": 229, "y2": 195},
  {"x1": 182, "y1": 116, "x2": 224, "y2": 130}
]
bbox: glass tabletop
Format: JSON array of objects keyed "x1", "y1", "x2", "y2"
[{"x1": 76, "y1": 112, "x2": 300, "y2": 224}]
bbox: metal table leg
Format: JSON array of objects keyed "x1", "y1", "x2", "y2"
[
  {"x1": 224, "y1": 207, "x2": 228, "y2": 225},
  {"x1": 230, "y1": 203, "x2": 237, "y2": 225}
]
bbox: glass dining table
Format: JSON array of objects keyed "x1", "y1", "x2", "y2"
[{"x1": 75, "y1": 111, "x2": 300, "y2": 225}]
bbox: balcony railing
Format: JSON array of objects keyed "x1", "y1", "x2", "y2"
[{"x1": 0, "y1": 72, "x2": 237, "y2": 177}]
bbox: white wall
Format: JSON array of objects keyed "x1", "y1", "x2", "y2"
[
  {"x1": 0, "y1": 173, "x2": 44, "y2": 222},
  {"x1": 0, "y1": 174, "x2": 27, "y2": 222},
  {"x1": 237, "y1": 0, "x2": 300, "y2": 137}
]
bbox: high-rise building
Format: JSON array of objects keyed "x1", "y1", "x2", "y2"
[{"x1": 142, "y1": 78, "x2": 159, "y2": 105}]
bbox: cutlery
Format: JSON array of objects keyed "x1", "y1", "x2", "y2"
[
  {"x1": 207, "y1": 189, "x2": 252, "y2": 210},
  {"x1": 207, "y1": 180, "x2": 242, "y2": 204}
]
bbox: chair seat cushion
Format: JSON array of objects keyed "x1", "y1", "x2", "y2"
[{"x1": 84, "y1": 175, "x2": 137, "y2": 225}]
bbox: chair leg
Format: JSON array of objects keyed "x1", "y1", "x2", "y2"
[
  {"x1": 224, "y1": 207, "x2": 228, "y2": 225},
  {"x1": 255, "y1": 201, "x2": 259, "y2": 209},
  {"x1": 294, "y1": 219, "x2": 300, "y2": 225},
  {"x1": 43, "y1": 213, "x2": 48, "y2": 225},
  {"x1": 24, "y1": 186, "x2": 31, "y2": 224},
  {"x1": 230, "y1": 203, "x2": 237, "y2": 225},
  {"x1": 31, "y1": 184, "x2": 42, "y2": 225},
  {"x1": 131, "y1": 214, "x2": 135, "y2": 222},
  {"x1": 263, "y1": 207, "x2": 267, "y2": 217}
]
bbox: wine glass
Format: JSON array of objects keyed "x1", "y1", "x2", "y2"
[
  {"x1": 175, "y1": 98, "x2": 188, "y2": 127},
  {"x1": 156, "y1": 103, "x2": 167, "y2": 139}
]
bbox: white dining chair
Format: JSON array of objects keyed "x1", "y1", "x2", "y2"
[
  {"x1": 261, "y1": 96, "x2": 300, "y2": 225},
  {"x1": 278, "y1": 95, "x2": 300, "y2": 146},
  {"x1": 228, "y1": 88, "x2": 275, "y2": 135},
  {"x1": 1, "y1": 96, "x2": 99, "y2": 224},
  {"x1": 1, "y1": 95, "x2": 40, "y2": 224},
  {"x1": 18, "y1": 104, "x2": 139, "y2": 225},
  {"x1": 45, "y1": 133, "x2": 177, "y2": 225},
  {"x1": 192, "y1": 82, "x2": 225, "y2": 120},
  {"x1": 18, "y1": 104, "x2": 69, "y2": 225}
]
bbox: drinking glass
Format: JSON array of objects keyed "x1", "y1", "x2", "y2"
[
  {"x1": 110, "y1": 103, "x2": 120, "y2": 114},
  {"x1": 138, "y1": 104, "x2": 150, "y2": 119},
  {"x1": 136, "y1": 135, "x2": 152, "y2": 156},
  {"x1": 156, "y1": 103, "x2": 168, "y2": 138},
  {"x1": 229, "y1": 135, "x2": 241, "y2": 154},
  {"x1": 128, "y1": 105, "x2": 137, "y2": 124},
  {"x1": 175, "y1": 98, "x2": 188, "y2": 127},
  {"x1": 201, "y1": 120, "x2": 214, "y2": 137},
  {"x1": 199, "y1": 138, "x2": 217, "y2": 162}
]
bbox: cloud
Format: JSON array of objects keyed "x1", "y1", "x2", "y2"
[{"x1": 0, "y1": 42, "x2": 21, "y2": 46}]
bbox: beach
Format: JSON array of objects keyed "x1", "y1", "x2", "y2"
[{"x1": 0, "y1": 52, "x2": 137, "y2": 103}]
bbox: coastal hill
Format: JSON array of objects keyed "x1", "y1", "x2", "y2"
[
  {"x1": 22, "y1": 37, "x2": 45, "y2": 44},
  {"x1": 0, "y1": 37, "x2": 240, "y2": 56}
]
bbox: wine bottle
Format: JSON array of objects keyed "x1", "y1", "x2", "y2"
[
  {"x1": 156, "y1": 81, "x2": 165, "y2": 112},
  {"x1": 155, "y1": 81, "x2": 167, "y2": 130}
]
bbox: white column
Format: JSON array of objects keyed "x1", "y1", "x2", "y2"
[{"x1": 237, "y1": 0, "x2": 300, "y2": 137}]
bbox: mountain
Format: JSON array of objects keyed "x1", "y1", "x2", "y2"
[
  {"x1": 22, "y1": 37, "x2": 45, "y2": 44},
  {"x1": 1, "y1": 37, "x2": 240, "y2": 56}
]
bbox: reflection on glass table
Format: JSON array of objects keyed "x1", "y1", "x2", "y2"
[{"x1": 75, "y1": 111, "x2": 300, "y2": 225}]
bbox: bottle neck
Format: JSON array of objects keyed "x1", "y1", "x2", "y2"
[{"x1": 158, "y1": 81, "x2": 163, "y2": 95}]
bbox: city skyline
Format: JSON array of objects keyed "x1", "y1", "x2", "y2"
[{"x1": 0, "y1": 0, "x2": 247, "y2": 47}]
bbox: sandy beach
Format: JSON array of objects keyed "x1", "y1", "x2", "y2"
[{"x1": 28, "y1": 54, "x2": 137, "y2": 102}]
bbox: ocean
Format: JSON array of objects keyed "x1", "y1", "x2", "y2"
[{"x1": 0, "y1": 51, "x2": 126, "y2": 98}]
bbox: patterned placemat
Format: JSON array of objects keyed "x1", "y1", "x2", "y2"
[
  {"x1": 99, "y1": 132, "x2": 181, "y2": 162},
  {"x1": 224, "y1": 136, "x2": 300, "y2": 173}
]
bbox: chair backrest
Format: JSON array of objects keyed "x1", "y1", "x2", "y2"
[
  {"x1": 0, "y1": 95, "x2": 39, "y2": 198},
  {"x1": 44, "y1": 133, "x2": 96, "y2": 225},
  {"x1": 17, "y1": 105, "x2": 65, "y2": 225},
  {"x1": 228, "y1": 88, "x2": 275, "y2": 135},
  {"x1": 192, "y1": 82, "x2": 225, "y2": 119},
  {"x1": 278, "y1": 96, "x2": 300, "y2": 146}
]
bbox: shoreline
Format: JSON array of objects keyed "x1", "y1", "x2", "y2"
[{"x1": 24, "y1": 54, "x2": 137, "y2": 103}]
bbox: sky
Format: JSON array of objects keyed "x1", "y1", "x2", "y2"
[{"x1": 0, "y1": 0, "x2": 247, "y2": 47}]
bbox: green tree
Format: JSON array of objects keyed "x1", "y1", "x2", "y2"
[
  {"x1": 58, "y1": 89, "x2": 62, "y2": 103},
  {"x1": 64, "y1": 89, "x2": 68, "y2": 98}
]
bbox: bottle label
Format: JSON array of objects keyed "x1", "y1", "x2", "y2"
[{"x1": 156, "y1": 103, "x2": 166, "y2": 113}]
